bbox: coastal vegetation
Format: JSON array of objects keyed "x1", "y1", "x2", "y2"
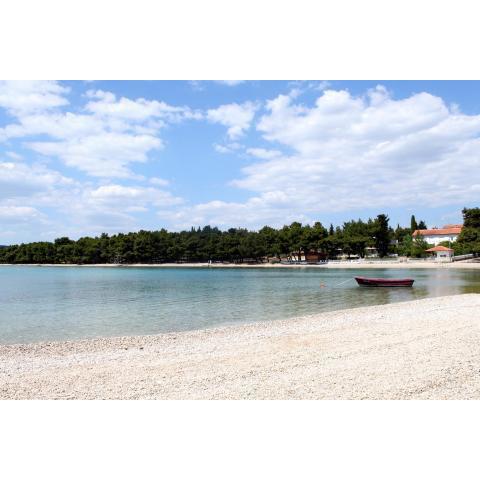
[
  {"x1": 1, "y1": 209, "x2": 478, "y2": 264},
  {"x1": 454, "y1": 208, "x2": 480, "y2": 255}
]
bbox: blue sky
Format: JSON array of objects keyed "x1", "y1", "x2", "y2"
[{"x1": 1, "y1": 80, "x2": 479, "y2": 243}]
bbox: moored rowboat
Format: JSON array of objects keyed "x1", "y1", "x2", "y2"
[{"x1": 355, "y1": 276, "x2": 414, "y2": 287}]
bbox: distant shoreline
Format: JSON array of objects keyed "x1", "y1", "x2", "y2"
[{"x1": 1, "y1": 261, "x2": 479, "y2": 269}]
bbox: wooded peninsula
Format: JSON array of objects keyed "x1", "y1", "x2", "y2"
[{"x1": 1, "y1": 208, "x2": 479, "y2": 264}]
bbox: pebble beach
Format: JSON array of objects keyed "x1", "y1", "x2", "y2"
[{"x1": 1, "y1": 294, "x2": 480, "y2": 400}]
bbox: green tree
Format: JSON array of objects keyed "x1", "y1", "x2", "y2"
[
  {"x1": 417, "y1": 220, "x2": 427, "y2": 230},
  {"x1": 456, "y1": 207, "x2": 480, "y2": 254},
  {"x1": 374, "y1": 214, "x2": 391, "y2": 257},
  {"x1": 410, "y1": 215, "x2": 418, "y2": 232},
  {"x1": 462, "y1": 207, "x2": 480, "y2": 228},
  {"x1": 411, "y1": 237, "x2": 430, "y2": 258},
  {"x1": 258, "y1": 226, "x2": 281, "y2": 258}
]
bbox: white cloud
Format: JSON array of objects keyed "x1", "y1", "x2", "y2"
[
  {"x1": 48, "y1": 183, "x2": 185, "y2": 237},
  {"x1": 0, "y1": 157, "x2": 185, "y2": 239},
  {"x1": 246, "y1": 147, "x2": 282, "y2": 159},
  {"x1": 85, "y1": 90, "x2": 201, "y2": 122},
  {"x1": 207, "y1": 101, "x2": 258, "y2": 139},
  {"x1": 214, "y1": 143, "x2": 232, "y2": 154},
  {"x1": 0, "y1": 81, "x2": 69, "y2": 116},
  {"x1": 213, "y1": 142, "x2": 243, "y2": 154},
  {"x1": 159, "y1": 194, "x2": 311, "y2": 230},
  {"x1": 215, "y1": 81, "x2": 246, "y2": 86},
  {"x1": 0, "y1": 205, "x2": 43, "y2": 223},
  {"x1": 168, "y1": 86, "x2": 480, "y2": 229},
  {"x1": 5, "y1": 151, "x2": 22, "y2": 161},
  {"x1": 89, "y1": 184, "x2": 182, "y2": 207},
  {"x1": 0, "y1": 84, "x2": 201, "y2": 178},
  {"x1": 0, "y1": 161, "x2": 73, "y2": 201},
  {"x1": 3, "y1": 83, "x2": 480, "y2": 239},
  {"x1": 0, "y1": 203, "x2": 50, "y2": 240},
  {"x1": 314, "y1": 81, "x2": 330, "y2": 91},
  {"x1": 2, "y1": 112, "x2": 104, "y2": 140},
  {"x1": 149, "y1": 177, "x2": 170, "y2": 186},
  {"x1": 189, "y1": 81, "x2": 205, "y2": 91},
  {"x1": 28, "y1": 133, "x2": 162, "y2": 178}
]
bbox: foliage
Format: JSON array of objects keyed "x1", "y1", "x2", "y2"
[
  {"x1": 373, "y1": 214, "x2": 391, "y2": 257},
  {"x1": 462, "y1": 207, "x2": 480, "y2": 229},
  {"x1": 417, "y1": 220, "x2": 427, "y2": 230},
  {"x1": 410, "y1": 215, "x2": 418, "y2": 232},
  {"x1": 1, "y1": 208, "x2": 477, "y2": 264},
  {"x1": 455, "y1": 207, "x2": 480, "y2": 254}
]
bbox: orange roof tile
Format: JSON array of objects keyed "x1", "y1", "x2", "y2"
[
  {"x1": 425, "y1": 245, "x2": 454, "y2": 252},
  {"x1": 413, "y1": 226, "x2": 462, "y2": 236}
]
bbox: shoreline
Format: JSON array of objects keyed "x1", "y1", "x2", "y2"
[
  {"x1": 2, "y1": 293, "x2": 480, "y2": 399},
  {"x1": 1, "y1": 261, "x2": 479, "y2": 269}
]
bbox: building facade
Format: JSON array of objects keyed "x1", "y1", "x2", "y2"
[
  {"x1": 425, "y1": 245, "x2": 454, "y2": 262},
  {"x1": 412, "y1": 224, "x2": 462, "y2": 246}
]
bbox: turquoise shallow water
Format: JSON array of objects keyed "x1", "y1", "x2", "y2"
[{"x1": 1, "y1": 266, "x2": 479, "y2": 344}]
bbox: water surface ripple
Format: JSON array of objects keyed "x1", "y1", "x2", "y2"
[{"x1": 1, "y1": 266, "x2": 479, "y2": 344}]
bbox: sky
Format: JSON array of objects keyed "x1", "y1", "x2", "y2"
[{"x1": 1, "y1": 80, "x2": 479, "y2": 244}]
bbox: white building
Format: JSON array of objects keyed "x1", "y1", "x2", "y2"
[
  {"x1": 425, "y1": 245, "x2": 454, "y2": 262},
  {"x1": 412, "y1": 224, "x2": 462, "y2": 246}
]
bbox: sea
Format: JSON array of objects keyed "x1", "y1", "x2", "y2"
[{"x1": 1, "y1": 265, "x2": 479, "y2": 344}]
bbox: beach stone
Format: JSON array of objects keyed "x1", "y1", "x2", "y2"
[{"x1": 1, "y1": 294, "x2": 480, "y2": 400}]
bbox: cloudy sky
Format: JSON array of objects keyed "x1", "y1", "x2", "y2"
[{"x1": 1, "y1": 80, "x2": 479, "y2": 243}]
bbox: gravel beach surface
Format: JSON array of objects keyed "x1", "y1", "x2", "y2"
[{"x1": 1, "y1": 294, "x2": 480, "y2": 400}]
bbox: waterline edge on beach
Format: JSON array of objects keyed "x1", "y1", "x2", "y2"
[{"x1": 2, "y1": 294, "x2": 480, "y2": 400}]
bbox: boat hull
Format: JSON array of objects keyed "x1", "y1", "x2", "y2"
[{"x1": 354, "y1": 276, "x2": 414, "y2": 287}]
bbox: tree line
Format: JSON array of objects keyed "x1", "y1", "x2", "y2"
[{"x1": 0, "y1": 209, "x2": 478, "y2": 264}]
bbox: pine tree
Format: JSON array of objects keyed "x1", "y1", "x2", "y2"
[
  {"x1": 418, "y1": 220, "x2": 427, "y2": 229},
  {"x1": 410, "y1": 215, "x2": 418, "y2": 232},
  {"x1": 374, "y1": 214, "x2": 391, "y2": 257}
]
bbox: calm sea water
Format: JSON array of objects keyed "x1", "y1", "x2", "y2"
[{"x1": 1, "y1": 265, "x2": 479, "y2": 344}]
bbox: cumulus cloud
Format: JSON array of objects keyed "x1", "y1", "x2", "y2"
[
  {"x1": 166, "y1": 86, "x2": 480, "y2": 229},
  {"x1": 89, "y1": 184, "x2": 182, "y2": 208},
  {"x1": 207, "y1": 101, "x2": 258, "y2": 139},
  {"x1": 214, "y1": 81, "x2": 246, "y2": 86},
  {"x1": 213, "y1": 143, "x2": 232, "y2": 154},
  {"x1": 5, "y1": 151, "x2": 22, "y2": 161},
  {"x1": 3, "y1": 82, "x2": 480, "y2": 239},
  {"x1": 159, "y1": 195, "x2": 311, "y2": 230},
  {"x1": 85, "y1": 90, "x2": 202, "y2": 122},
  {"x1": 149, "y1": 177, "x2": 170, "y2": 186},
  {"x1": 0, "y1": 82, "x2": 194, "y2": 239},
  {"x1": 246, "y1": 147, "x2": 282, "y2": 159},
  {"x1": 0, "y1": 156, "x2": 184, "y2": 240},
  {"x1": 0, "y1": 82, "x2": 201, "y2": 178},
  {"x1": 48, "y1": 183, "x2": 184, "y2": 237},
  {"x1": 0, "y1": 159, "x2": 81, "y2": 240},
  {"x1": 0, "y1": 161, "x2": 73, "y2": 201},
  {"x1": 247, "y1": 86, "x2": 480, "y2": 212},
  {"x1": 0, "y1": 205, "x2": 44, "y2": 223},
  {"x1": 0, "y1": 202, "x2": 50, "y2": 240},
  {"x1": 28, "y1": 133, "x2": 162, "y2": 178},
  {"x1": 213, "y1": 142, "x2": 243, "y2": 154},
  {"x1": 0, "y1": 81, "x2": 69, "y2": 116}
]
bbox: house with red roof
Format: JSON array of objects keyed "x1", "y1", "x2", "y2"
[
  {"x1": 412, "y1": 224, "x2": 462, "y2": 246},
  {"x1": 425, "y1": 245, "x2": 454, "y2": 262}
]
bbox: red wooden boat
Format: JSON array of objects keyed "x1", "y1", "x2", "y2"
[{"x1": 355, "y1": 276, "x2": 414, "y2": 287}]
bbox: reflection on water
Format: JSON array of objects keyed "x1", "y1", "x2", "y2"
[{"x1": 0, "y1": 266, "x2": 479, "y2": 344}]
